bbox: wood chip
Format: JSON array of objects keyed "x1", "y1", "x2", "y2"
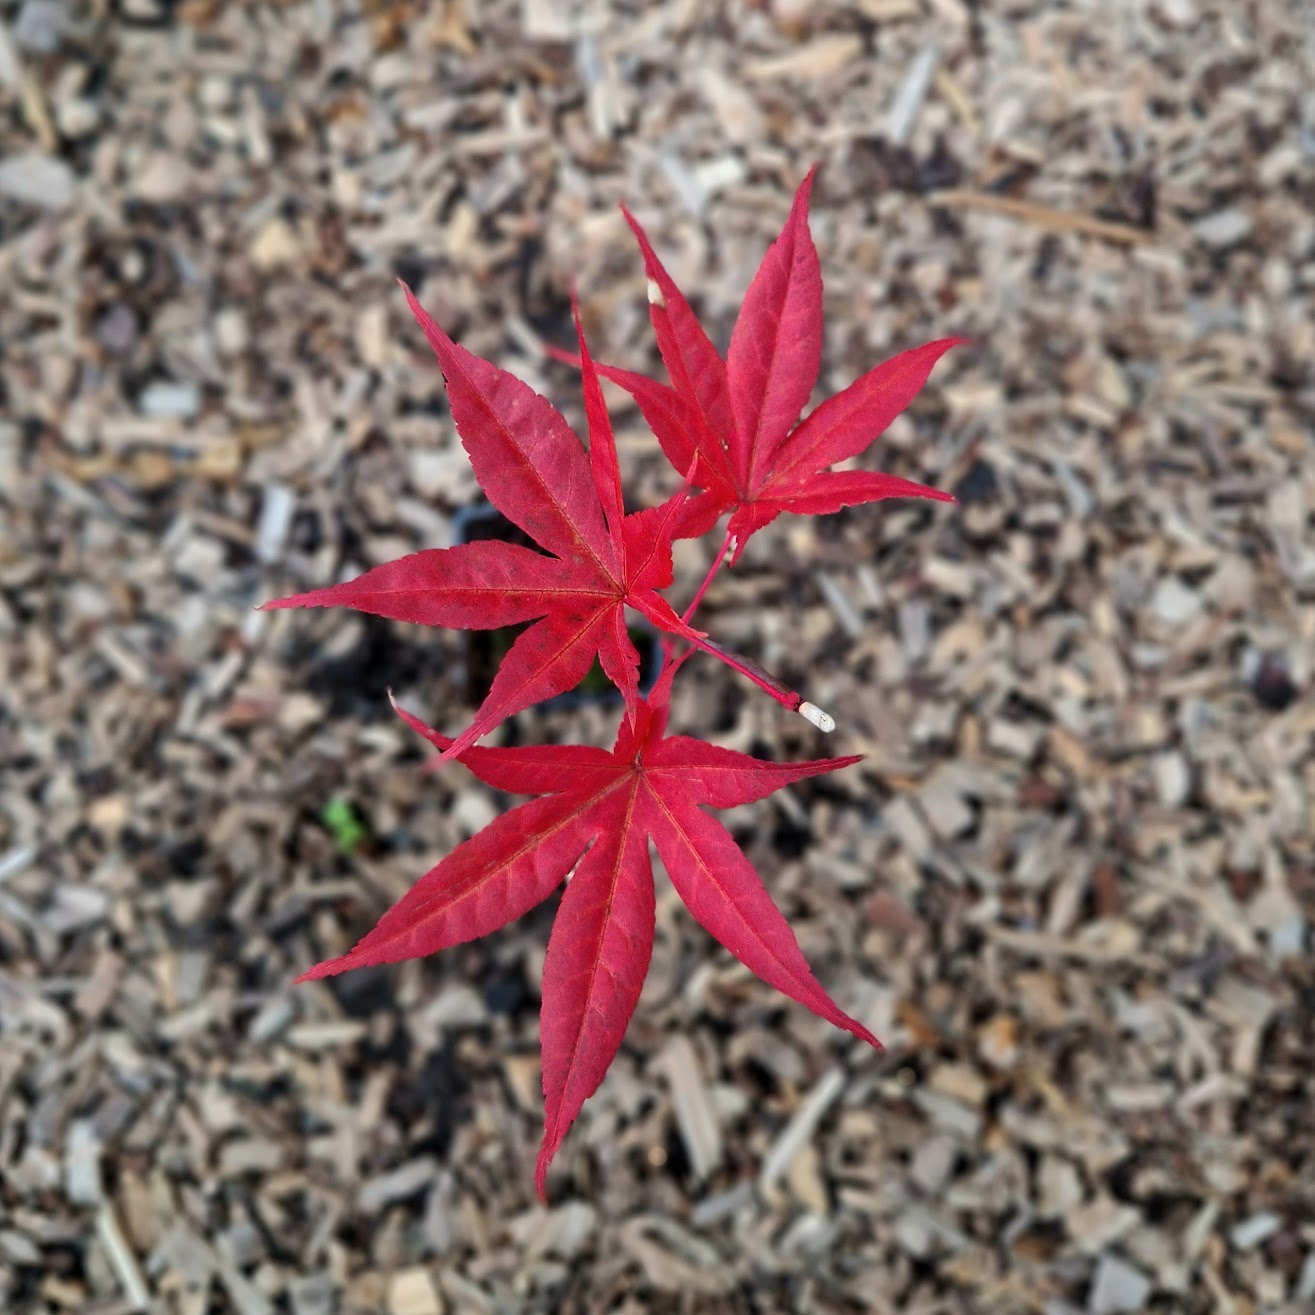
[
  {"x1": 929, "y1": 190, "x2": 1155, "y2": 245},
  {"x1": 656, "y1": 1036, "x2": 722, "y2": 1181},
  {"x1": 0, "y1": 149, "x2": 75, "y2": 206},
  {"x1": 760, "y1": 1067, "x2": 846, "y2": 1192},
  {"x1": 885, "y1": 46, "x2": 940, "y2": 146},
  {"x1": 1087, "y1": 1254, "x2": 1151, "y2": 1314},
  {"x1": 387, "y1": 1268, "x2": 444, "y2": 1315},
  {"x1": 743, "y1": 34, "x2": 863, "y2": 82}
]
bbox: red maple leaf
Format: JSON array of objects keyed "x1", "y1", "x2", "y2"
[
  {"x1": 591, "y1": 169, "x2": 964, "y2": 556},
  {"x1": 262, "y1": 288, "x2": 699, "y2": 758},
  {"x1": 299, "y1": 676, "x2": 877, "y2": 1197}
]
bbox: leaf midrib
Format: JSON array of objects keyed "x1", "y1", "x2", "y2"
[
  {"x1": 362, "y1": 775, "x2": 631, "y2": 961},
  {"x1": 544, "y1": 777, "x2": 644, "y2": 1146}
]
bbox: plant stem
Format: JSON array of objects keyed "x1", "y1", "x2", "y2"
[
  {"x1": 678, "y1": 633, "x2": 803, "y2": 712},
  {"x1": 656, "y1": 528, "x2": 732, "y2": 679},
  {"x1": 655, "y1": 527, "x2": 732, "y2": 683},
  {"x1": 650, "y1": 529, "x2": 834, "y2": 730},
  {"x1": 681, "y1": 529, "x2": 734, "y2": 627}
]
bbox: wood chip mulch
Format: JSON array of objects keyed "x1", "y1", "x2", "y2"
[{"x1": 2, "y1": 2, "x2": 1312, "y2": 1312}]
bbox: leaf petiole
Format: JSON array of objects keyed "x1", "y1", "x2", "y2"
[
  {"x1": 680, "y1": 528, "x2": 735, "y2": 627},
  {"x1": 651, "y1": 530, "x2": 836, "y2": 729}
]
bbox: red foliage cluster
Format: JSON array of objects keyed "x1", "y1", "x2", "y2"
[{"x1": 265, "y1": 172, "x2": 960, "y2": 1195}]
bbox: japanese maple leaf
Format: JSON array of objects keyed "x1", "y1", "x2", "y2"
[
  {"x1": 299, "y1": 678, "x2": 878, "y2": 1197},
  {"x1": 262, "y1": 287, "x2": 696, "y2": 758},
  {"x1": 591, "y1": 169, "x2": 964, "y2": 556}
]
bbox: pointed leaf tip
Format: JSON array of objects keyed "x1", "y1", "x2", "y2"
[
  {"x1": 294, "y1": 956, "x2": 350, "y2": 984},
  {"x1": 646, "y1": 797, "x2": 883, "y2": 1052},
  {"x1": 620, "y1": 201, "x2": 738, "y2": 475},
  {"x1": 728, "y1": 167, "x2": 824, "y2": 489},
  {"x1": 573, "y1": 297, "x2": 626, "y2": 545}
]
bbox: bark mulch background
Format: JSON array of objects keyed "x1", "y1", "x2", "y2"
[{"x1": 2, "y1": 2, "x2": 1313, "y2": 1312}]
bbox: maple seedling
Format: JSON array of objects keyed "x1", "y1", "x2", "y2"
[{"x1": 264, "y1": 171, "x2": 960, "y2": 1197}]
